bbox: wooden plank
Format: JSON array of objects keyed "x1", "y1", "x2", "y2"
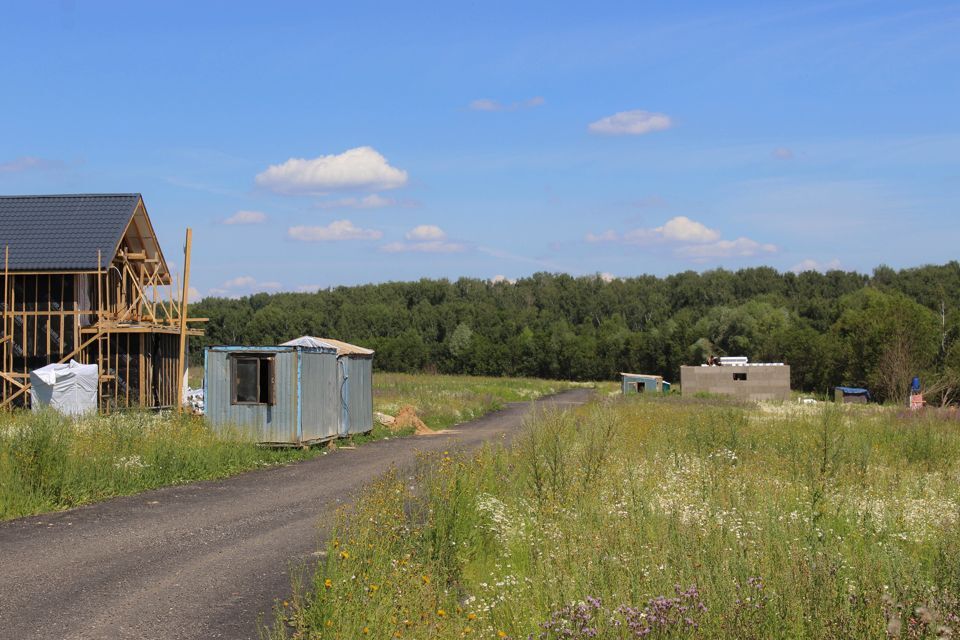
[{"x1": 176, "y1": 229, "x2": 192, "y2": 413}]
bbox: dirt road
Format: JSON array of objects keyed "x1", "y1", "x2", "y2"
[{"x1": 0, "y1": 388, "x2": 592, "y2": 640}]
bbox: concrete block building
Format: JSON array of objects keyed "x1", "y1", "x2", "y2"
[{"x1": 680, "y1": 363, "x2": 790, "y2": 402}]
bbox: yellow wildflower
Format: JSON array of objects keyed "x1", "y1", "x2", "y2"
[
  {"x1": 340, "y1": 550, "x2": 350, "y2": 560},
  {"x1": 324, "y1": 579, "x2": 332, "y2": 589},
  {"x1": 362, "y1": 627, "x2": 369, "y2": 634},
  {"x1": 498, "y1": 632, "x2": 507, "y2": 638},
  {"x1": 422, "y1": 575, "x2": 431, "y2": 585},
  {"x1": 467, "y1": 613, "x2": 477, "y2": 620},
  {"x1": 437, "y1": 609, "x2": 447, "y2": 617}
]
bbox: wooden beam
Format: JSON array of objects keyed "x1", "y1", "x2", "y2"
[{"x1": 176, "y1": 228, "x2": 192, "y2": 414}]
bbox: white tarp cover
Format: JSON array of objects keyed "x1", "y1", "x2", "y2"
[
  {"x1": 281, "y1": 336, "x2": 331, "y2": 349},
  {"x1": 29, "y1": 360, "x2": 98, "y2": 416}
]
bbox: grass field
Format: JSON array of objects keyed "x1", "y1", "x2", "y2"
[
  {"x1": 269, "y1": 397, "x2": 960, "y2": 639},
  {"x1": 0, "y1": 373, "x2": 576, "y2": 521}
]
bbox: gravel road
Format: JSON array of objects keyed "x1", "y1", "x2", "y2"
[{"x1": 0, "y1": 388, "x2": 593, "y2": 639}]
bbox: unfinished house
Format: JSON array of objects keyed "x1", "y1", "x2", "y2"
[
  {"x1": 0, "y1": 193, "x2": 202, "y2": 410},
  {"x1": 680, "y1": 362, "x2": 791, "y2": 402}
]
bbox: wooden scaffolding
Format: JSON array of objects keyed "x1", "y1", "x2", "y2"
[{"x1": 0, "y1": 194, "x2": 204, "y2": 411}]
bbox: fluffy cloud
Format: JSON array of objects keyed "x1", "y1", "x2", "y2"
[
  {"x1": 314, "y1": 194, "x2": 397, "y2": 209},
  {"x1": 288, "y1": 220, "x2": 383, "y2": 242},
  {"x1": 588, "y1": 110, "x2": 672, "y2": 136},
  {"x1": 772, "y1": 147, "x2": 794, "y2": 160},
  {"x1": 677, "y1": 238, "x2": 778, "y2": 259},
  {"x1": 223, "y1": 210, "x2": 267, "y2": 225},
  {"x1": 628, "y1": 216, "x2": 721, "y2": 244},
  {"x1": 406, "y1": 224, "x2": 446, "y2": 241},
  {"x1": 490, "y1": 275, "x2": 516, "y2": 284},
  {"x1": 791, "y1": 258, "x2": 842, "y2": 273},
  {"x1": 587, "y1": 216, "x2": 776, "y2": 261},
  {"x1": 598, "y1": 272, "x2": 616, "y2": 283},
  {"x1": 256, "y1": 146, "x2": 408, "y2": 195},
  {"x1": 382, "y1": 225, "x2": 465, "y2": 253},
  {"x1": 469, "y1": 96, "x2": 545, "y2": 112}
]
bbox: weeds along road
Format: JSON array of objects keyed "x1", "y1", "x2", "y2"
[{"x1": 0, "y1": 388, "x2": 593, "y2": 640}]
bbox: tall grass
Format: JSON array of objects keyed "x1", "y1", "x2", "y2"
[
  {"x1": 0, "y1": 410, "x2": 321, "y2": 520},
  {"x1": 1, "y1": 374, "x2": 580, "y2": 521},
  {"x1": 270, "y1": 398, "x2": 960, "y2": 639},
  {"x1": 373, "y1": 372, "x2": 578, "y2": 430}
]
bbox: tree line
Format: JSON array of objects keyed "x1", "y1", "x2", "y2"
[{"x1": 190, "y1": 262, "x2": 960, "y2": 403}]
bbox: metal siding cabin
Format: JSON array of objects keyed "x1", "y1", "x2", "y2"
[
  {"x1": 204, "y1": 345, "x2": 339, "y2": 445},
  {"x1": 280, "y1": 337, "x2": 375, "y2": 437},
  {"x1": 621, "y1": 372, "x2": 666, "y2": 395}
]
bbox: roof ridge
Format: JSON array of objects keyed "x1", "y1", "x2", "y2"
[{"x1": 0, "y1": 193, "x2": 142, "y2": 199}]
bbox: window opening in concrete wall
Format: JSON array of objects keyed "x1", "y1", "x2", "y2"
[{"x1": 733, "y1": 372, "x2": 747, "y2": 381}]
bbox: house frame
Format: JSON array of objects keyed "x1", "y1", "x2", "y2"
[{"x1": 0, "y1": 194, "x2": 204, "y2": 411}]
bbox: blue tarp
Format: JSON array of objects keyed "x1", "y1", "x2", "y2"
[{"x1": 835, "y1": 386, "x2": 871, "y2": 399}]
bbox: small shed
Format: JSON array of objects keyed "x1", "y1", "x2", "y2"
[
  {"x1": 621, "y1": 373, "x2": 670, "y2": 395},
  {"x1": 281, "y1": 336, "x2": 375, "y2": 436},
  {"x1": 835, "y1": 386, "x2": 871, "y2": 404},
  {"x1": 204, "y1": 344, "x2": 341, "y2": 445}
]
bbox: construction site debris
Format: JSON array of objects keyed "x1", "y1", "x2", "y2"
[
  {"x1": 392, "y1": 405, "x2": 434, "y2": 435},
  {"x1": 374, "y1": 411, "x2": 396, "y2": 427}
]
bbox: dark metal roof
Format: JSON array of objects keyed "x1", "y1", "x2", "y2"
[{"x1": 0, "y1": 193, "x2": 141, "y2": 271}]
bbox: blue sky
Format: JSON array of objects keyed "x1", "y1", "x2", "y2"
[{"x1": 0, "y1": 1, "x2": 958, "y2": 298}]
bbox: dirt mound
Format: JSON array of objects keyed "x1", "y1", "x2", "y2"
[{"x1": 392, "y1": 405, "x2": 434, "y2": 435}]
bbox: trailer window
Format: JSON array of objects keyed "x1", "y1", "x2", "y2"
[{"x1": 231, "y1": 355, "x2": 275, "y2": 405}]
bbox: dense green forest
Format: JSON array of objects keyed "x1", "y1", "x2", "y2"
[{"x1": 191, "y1": 262, "x2": 960, "y2": 403}]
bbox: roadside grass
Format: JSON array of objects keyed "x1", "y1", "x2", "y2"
[
  {"x1": 0, "y1": 373, "x2": 582, "y2": 521},
  {"x1": 269, "y1": 397, "x2": 960, "y2": 639},
  {"x1": 372, "y1": 372, "x2": 579, "y2": 430}
]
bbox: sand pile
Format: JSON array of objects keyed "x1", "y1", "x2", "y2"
[{"x1": 392, "y1": 405, "x2": 434, "y2": 435}]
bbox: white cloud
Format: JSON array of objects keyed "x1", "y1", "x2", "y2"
[
  {"x1": 791, "y1": 258, "x2": 842, "y2": 273},
  {"x1": 381, "y1": 240, "x2": 465, "y2": 254},
  {"x1": 255, "y1": 146, "x2": 408, "y2": 195},
  {"x1": 314, "y1": 194, "x2": 396, "y2": 209},
  {"x1": 678, "y1": 238, "x2": 778, "y2": 260},
  {"x1": 288, "y1": 220, "x2": 383, "y2": 242},
  {"x1": 469, "y1": 96, "x2": 545, "y2": 112},
  {"x1": 296, "y1": 284, "x2": 322, "y2": 293},
  {"x1": 598, "y1": 272, "x2": 616, "y2": 283},
  {"x1": 187, "y1": 286, "x2": 203, "y2": 303},
  {"x1": 608, "y1": 216, "x2": 721, "y2": 245},
  {"x1": 382, "y1": 225, "x2": 465, "y2": 253},
  {"x1": 223, "y1": 210, "x2": 267, "y2": 225},
  {"x1": 223, "y1": 276, "x2": 257, "y2": 289},
  {"x1": 207, "y1": 276, "x2": 283, "y2": 298},
  {"x1": 587, "y1": 216, "x2": 776, "y2": 262},
  {"x1": 585, "y1": 230, "x2": 619, "y2": 243},
  {"x1": 0, "y1": 156, "x2": 63, "y2": 173},
  {"x1": 588, "y1": 110, "x2": 672, "y2": 136},
  {"x1": 772, "y1": 147, "x2": 794, "y2": 160},
  {"x1": 490, "y1": 275, "x2": 516, "y2": 284},
  {"x1": 655, "y1": 216, "x2": 721, "y2": 243},
  {"x1": 406, "y1": 224, "x2": 446, "y2": 241}
]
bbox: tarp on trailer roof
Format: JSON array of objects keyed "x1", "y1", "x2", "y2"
[
  {"x1": 281, "y1": 336, "x2": 374, "y2": 356},
  {"x1": 835, "y1": 386, "x2": 871, "y2": 398}
]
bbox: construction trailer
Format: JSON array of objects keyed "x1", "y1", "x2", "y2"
[
  {"x1": 204, "y1": 338, "x2": 375, "y2": 445},
  {"x1": 620, "y1": 372, "x2": 671, "y2": 395},
  {"x1": 680, "y1": 362, "x2": 791, "y2": 402},
  {"x1": 0, "y1": 194, "x2": 203, "y2": 410},
  {"x1": 281, "y1": 337, "x2": 374, "y2": 436},
  {"x1": 834, "y1": 386, "x2": 871, "y2": 404}
]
